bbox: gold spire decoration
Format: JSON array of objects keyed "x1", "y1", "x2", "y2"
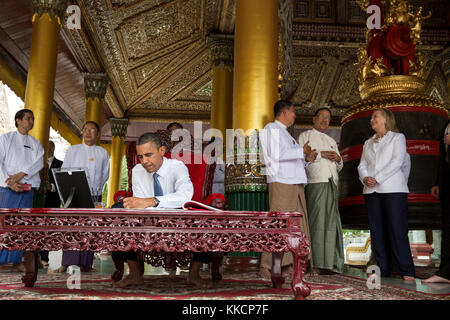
[{"x1": 344, "y1": 0, "x2": 447, "y2": 122}]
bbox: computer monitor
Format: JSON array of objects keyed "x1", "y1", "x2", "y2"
[{"x1": 52, "y1": 168, "x2": 95, "y2": 208}]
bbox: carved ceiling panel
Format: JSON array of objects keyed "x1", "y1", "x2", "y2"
[
  {"x1": 72, "y1": 0, "x2": 219, "y2": 118},
  {"x1": 330, "y1": 60, "x2": 361, "y2": 107},
  {"x1": 291, "y1": 57, "x2": 322, "y2": 105},
  {"x1": 116, "y1": 0, "x2": 201, "y2": 62},
  {"x1": 54, "y1": 0, "x2": 450, "y2": 130},
  {"x1": 425, "y1": 63, "x2": 449, "y2": 106}
]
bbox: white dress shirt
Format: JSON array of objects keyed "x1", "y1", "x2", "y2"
[
  {"x1": 298, "y1": 128, "x2": 343, "y2": 185},
  {"x1": 62, "y1": 143, "x2": 110, "y2": 196},
  {"x1": 260, "y1": 120, "x2": 308, "y2": 184},
  {"x1": 358, "y1": 131, "x2": 409, "y2": 194},
  {"x1": 0, "y1": 131, "x2": 44, "y2": 188},
  {"x1": 132, "y1": 157, "x2": 194, "y2": 209}
]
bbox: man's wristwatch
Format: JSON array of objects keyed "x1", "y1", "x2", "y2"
[{"x1": 154, "y1": 197, "x2": 160, "y2": 207}]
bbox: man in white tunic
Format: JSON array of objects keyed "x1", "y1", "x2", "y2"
[
  {"x1": 259, "y1": 100, "x2": 317, "y2": 280},
  {"x1": 61, "y1": 121, "x2": 110, "y2": 199},
  {"x1": 298, "y1": 107, "x2": 344, "y2": 274},
  {"x1": 55, "y1": 121, "x2": 110, "y2": 273},
  {"x1": 0, "y1": 109, "x2": 44, "y2": 269}
]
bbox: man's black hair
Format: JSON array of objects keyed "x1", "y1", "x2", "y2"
[
  {"x1": 166, "y1": 122, "x2": 183, "y2": 131},
  {"x1": 14, "y1": 109, "x2": 33, "y2": 128},
  {"x1": 274, "y1": 100, "x2": 293, "y2": 117},
  {"x1": 136, "y1": 132, "x2": 163, "y2": 148},
  {"x1": 82, "y1": 121, "x2": 100, "y2": 132},
  {"x1": 314, "y1": 107, "x2": 332, "y2": 117}
]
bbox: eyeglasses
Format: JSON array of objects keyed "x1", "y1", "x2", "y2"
[{"x1": 83, "y1": 128, "x2": 97, "y2": 133}]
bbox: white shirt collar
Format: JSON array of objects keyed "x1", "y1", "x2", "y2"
[
  {"x1": 312, "y1": 128, "x2": 325, "y2": 135},
  {"x1": 274, "y1": 120, "x2": 287, "y2": 130},
  {"x1": 155, "y1": 157, "x2": 168, "y2": 177},
  {"x1": 83, "y1": 142, "x2": 96, "y2": 148}
]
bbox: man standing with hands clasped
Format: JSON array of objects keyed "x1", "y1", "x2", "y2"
[
  {"x1": 55, "y1": 121, "x2": 110, "y2": 273},
  {"x1": 298, "y1": 107, "x2": 344, "y2": 275},
  {"x1": 0, "y1": 109, "x2": 44, "y2": 270}
]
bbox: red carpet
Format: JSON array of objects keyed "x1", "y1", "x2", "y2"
[{"x1": 0, "y1": 271, "x2": 448, "y2": 300}]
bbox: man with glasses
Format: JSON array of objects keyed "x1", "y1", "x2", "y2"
[
  {"x1": 298, "y1": 107, "x2": 344, "y2": 275},
  {"x1": 55, "y1": 121, "x2": 110, "y2": 273}
]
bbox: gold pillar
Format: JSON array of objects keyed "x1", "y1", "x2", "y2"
[
  {"x1": 106, "y1": 118, "x2": 128, "y2": 207},
  {"x1": 83, "y1": 73, "x2": 109, "y2": 144},
  {"x1": 0, "y1": 58, "x2": 26, "y2": 100},
  {"x1": 209, "y1": 34, "x2": 233, "y2": 149},
  {"x1": 26, "y1": 0, "x2": 68, "y2": 157},
  {"x1": 233, "y1": 0, "x2": 279, "y2": 131}
]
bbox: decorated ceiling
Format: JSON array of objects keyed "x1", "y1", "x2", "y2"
[{"x1": 0, "y1": 0, "x2": 449, "y2": 141}]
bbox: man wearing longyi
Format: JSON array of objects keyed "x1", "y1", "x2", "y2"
[
  {"x1": 55, "y1": 121, "x2": 110, "y2": 273},
  {"x1": 259, "y1": 100, "x2": 318, "y2": 279},
  {"x1": 113, "y1": 132, "x2": 212, "y2": 288},
  {"x1": 0, "y1": 109, "x2": 44, "y2": 270}
]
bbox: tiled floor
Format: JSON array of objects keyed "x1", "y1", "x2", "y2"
[{"x1": 343, "y1": 264, "x2": 450, "y2": 295}]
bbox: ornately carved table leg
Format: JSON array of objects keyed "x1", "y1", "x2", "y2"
[
  {"x1": 287, "y1": 235, "x2": 311, "y2": 300},
  {"x1": 271, "y1": 252, "x2": 285, "y2": 288},
  {"x1": 22, "y1": 251, "x2": 39, "y2": 287}
]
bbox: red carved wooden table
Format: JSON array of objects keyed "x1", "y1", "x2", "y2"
[{"x1": 0, "y1": 208, "x2": 311, "y2": 299}]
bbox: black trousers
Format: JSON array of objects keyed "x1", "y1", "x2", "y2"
[
  {"x1": 39, "y1": 250, "x2": 49, "y2": 263},
  {"x1": 364, "y1": 192, "x2": 415, "y2": 277},
  {"x1": 436, "y1": 199, "x2": 450, "y2": 280},
  {"x1": 111, "y1": 251, "x2": 212, "y2": 263}
]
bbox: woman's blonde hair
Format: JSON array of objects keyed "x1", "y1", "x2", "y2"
[{"x1": 373, "y1": 108, "x2": 399, "y2": 133}]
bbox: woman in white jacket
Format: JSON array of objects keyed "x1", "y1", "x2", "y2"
[{"x1": 358, "y1": 108, "x2": 415, "y2": 280}]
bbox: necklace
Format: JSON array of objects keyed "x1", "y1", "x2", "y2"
[{"x1": 374, "y1": 132, "x2": 387, "y2": 143}]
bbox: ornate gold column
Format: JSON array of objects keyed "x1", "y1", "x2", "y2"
[
  {"x1": 339, "y1": 1, "x2": 448, "y2": 230},
  {"x1": 233, "y1": 0, "x2": 279, "y2": 131},
  {"x1": 26, "y1": 0, "x2": 68, "y2": 156},
  {"x1": 106, "y1": 118, "x2": 128, "y2": 207},
  {"x1": 0, "y1": 58, "x2": 26, "y2": 100},
  {"x1": 83, "y1": 73, "x2": 109, "y2": 143},
  {"x1": 225, "y1": 0, "x2": 279, "y2": 214},
  {"x1": 209, "y1": 34, "x2": 233, "y2": 146}
]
